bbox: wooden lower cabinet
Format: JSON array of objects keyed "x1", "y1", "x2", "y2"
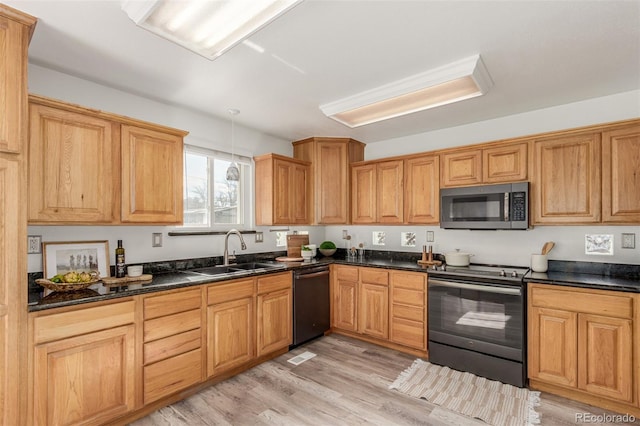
[
  {"x1": 528, "y1": 283, "x2": 637, "y2": 413},
  {"x1": 389, "y1": 271, "x2": 427, "y2": 351},
  {"x1": 30, "y1": 300, "x2": 136, "y2": 426},
  {"x1": 257, "y1": 273, "x2": 293, "y2": 356},
  {"x1": 331, "y1": 265, "x2": 426, "y2": 356}
]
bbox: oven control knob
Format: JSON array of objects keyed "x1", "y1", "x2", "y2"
[
  {"x1": 511, "y1": 271, "x2": 518, "y2": 278},
  {"x1": 499, "y1": 270, "x2": 506, "y2": 277}
]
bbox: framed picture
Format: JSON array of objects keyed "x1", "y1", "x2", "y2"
[
  {"x1": 585, "y1": 234, "x2": 614, "y2": 256},
  {"x1": 401, "y1": 232, "x2": 416, "y2": 247},
  {"x1": 43, "y1": 240, "x2": 110, "y2": 278}
]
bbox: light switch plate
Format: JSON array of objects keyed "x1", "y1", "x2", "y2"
[
  {"x1": 622, "y1": 233, "x2": 635, "y2": 249},
  {"x1": 426, "y1": 231, "x2": 435, "y2": 242},
  {"x1": 152, "y1": 233, "x2": 163, "y2": 247},
  {"x1": 255, "y1": 232, "x2": 263, "y2": 243}
]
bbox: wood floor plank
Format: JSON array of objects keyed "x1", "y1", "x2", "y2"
[{"x1": 131, "y1": 335, "x2": 640, "y2": 426}]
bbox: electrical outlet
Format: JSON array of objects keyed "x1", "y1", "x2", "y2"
[
  {"x1": 255, "y1": 232, "x2": 264, "y2": 243},
  {"x1": 152, "y1": 233, "x2": 163, "y2": 247},
  {"x1": 426, "y1": 231, "x2": 434, "y2": 242},
  {"x1": 622, "y1": 233, "x2": 635, "y2": 249},
  {"x1": 27, "y1": 235, "x2": 42, "y2": 254}
]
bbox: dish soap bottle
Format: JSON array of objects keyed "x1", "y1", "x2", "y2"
[{"x1": 115, "y1": 240, "x2": 126, "y2": 278}]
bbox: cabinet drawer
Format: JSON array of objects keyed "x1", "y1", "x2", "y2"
[
  {"x1": 207, "y1": 279, "x2": 255, "y2": 305},
  {"x1": 33, "y1": 300, "x2": 135, "y2": 344},
  {"x1": 144, "y1": 309, "x2": 201, "y2": 342},
  {"x1": 391, "y1": 318, "x2": 426, "y2": 350},
  {"x1": 144, "y1": 288, "x2": 201, "y2": 320},
  {"x1": 530, "y1": 285, "x2": 633, "y2": 319},
  {"x1": 144, "y1": 348, "x2": 202, "y2": 404},
  {"x1": 257, "y1": 272, "x2": 291, "y2": 294},
  {"x1": 144, "y1": 328, "x2": 201, "y2": 365},
  {"x1": 360, "y1": 268, "x2": 388, "y2": 285},
  {"x1": 391, "y1": 272, "x2": 425, "y2": 290},
  {"x1": 392, "y1": 287, "x2": 425, "y2": 307},
  {"x1": 335, "y1": 265, "x2": 358, "y2": 281},
  {"x1": 392, "y1": 304, "x2": 424, "y2": 322}
]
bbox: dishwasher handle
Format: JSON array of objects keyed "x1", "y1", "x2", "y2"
[{"x1": 295, "y1": 267, "x2": 330, "y2": 280}]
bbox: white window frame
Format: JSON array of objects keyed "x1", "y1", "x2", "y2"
[{"x1": 180, "y1": 144, "x2": 254, "y2": 231}]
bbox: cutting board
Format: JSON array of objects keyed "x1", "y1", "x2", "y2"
[{"x1": 287, "y1": 234, "x2": 309, "y2": 258}]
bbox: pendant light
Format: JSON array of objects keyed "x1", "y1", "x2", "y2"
[{"x1": 226, "y1": 108, "x2": 240, "y2": 181}]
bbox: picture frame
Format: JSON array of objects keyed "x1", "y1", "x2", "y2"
[
  {"x1": 585, "y1": 234, "x2": 614, "y2": 256},
  {"x1": 42, "y1": 240, "x2": 110, "y2": 278}
]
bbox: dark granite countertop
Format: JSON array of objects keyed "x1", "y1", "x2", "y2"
[
  {"x1": 524, "y1": 260, "x2": 640, "y2": 293},
  {"x1": 28, "y1": 251, "x2": 640, "y2": 312}
]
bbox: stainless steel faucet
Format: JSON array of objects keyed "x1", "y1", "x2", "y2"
[{"x1": 223, "y1": 229, "x2": 247, "y2": 265}]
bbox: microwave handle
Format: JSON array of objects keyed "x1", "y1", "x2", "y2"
[{"x1": 504, "y1": 192, "x2": 510, "y2": 221}]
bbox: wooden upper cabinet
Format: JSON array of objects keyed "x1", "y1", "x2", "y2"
[
  {"x1": 534, "y1": 132, "x2": 601, "y2": 224},
  {"x1": 254, "y1": 153, "x2": 310, "y2": 225},
  {"x1": 602, "y1": 124, "x2": 640, "y2": 223},
  {"x1": 0, "y1": 9, "x2": 34, "y2": 154},
  {"x1": 483, "y1": 142, "x2": 528, "y2": 183},
  {"x1": 121, "y1": 125, "x2": 184, "y2": 223},
  {"x1": 377, "y1": 160, "x2": 403, "y2": 223},
  {"x1": 351, "y1": 163, "x2": 376, "y2": 224},
  {"x1": 404, "y1": 155, "x2": 439, "y2": 224},
  {"x1": 293, "y1": 137, "x2": 365, "y2": 224},
  {"x1": 351, "y1": 160, "x2": 403, "y2": 224},
  {"x1": 441, "y1": 149, "x2": 482, "y2": 187},
  {"x1": 28, "y1": 103, "x2": 116, "y2": 223}
]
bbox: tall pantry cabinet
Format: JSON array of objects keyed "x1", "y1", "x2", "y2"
[{"x1": 0, "y1": 5, "x2": 36, "y2": 426}]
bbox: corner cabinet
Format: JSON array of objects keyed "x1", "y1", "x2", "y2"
[
  {"x1": 293, "y1": 137, "x2": 365, "y2": 224},
  {"x1": 27, "y1": 95, "x2": 187, "y2": 225},
  {"x1": 528, "y1": 284, "x2": 637, "y2": 413},
  {"x1": 254, "y1": 153, "x2": 311, "y2": 225}
]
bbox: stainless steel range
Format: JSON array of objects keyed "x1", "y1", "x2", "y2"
[{"x1": 427, "y1": 263, "x2": 529, "y2": 387}]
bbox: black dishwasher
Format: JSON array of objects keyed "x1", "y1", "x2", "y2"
[{"x1": 292, "y1": 265, "x2": 330, "y2": 347}]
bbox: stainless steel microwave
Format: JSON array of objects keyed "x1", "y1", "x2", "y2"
[{"x1": 440, "y1": 182, "x2": 529, "y2": 230}]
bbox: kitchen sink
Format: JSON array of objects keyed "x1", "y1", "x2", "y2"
[{"x1": 188, "y1": 262, "x2": 285, "y2": 277}]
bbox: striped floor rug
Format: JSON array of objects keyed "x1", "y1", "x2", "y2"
[{"x1": 389, "y1": 359, "x2": 540, "y2": 426}]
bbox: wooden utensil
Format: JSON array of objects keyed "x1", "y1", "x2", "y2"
[{"x1": 541, "y1": 241, "x2": 555, "y2": 255}]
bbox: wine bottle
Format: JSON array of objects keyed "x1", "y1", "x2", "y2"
[{"x1": 115, "y1": 240, "x2": 126, "y2": 278}]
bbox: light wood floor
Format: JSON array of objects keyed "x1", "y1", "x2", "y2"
[{"x1": 131, "y1": 335, "x2": 639, "y2": 425}]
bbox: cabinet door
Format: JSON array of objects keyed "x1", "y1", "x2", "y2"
[
  {"x1": 33, "y1": 325, "x2": 136, "y2": 426},
  {"x1": 28, "y1": 104, "x2": 116, "y2": 223},
  {"x1": 351, "y1": 164, "x2": 376, "y2": 224},
  {"x1": 257, "y1": 289, "x2": 292, "y2": 357},
  {"x1": 207, "y1": 297, "x2": 254, "y2": 377},
  {"x1": 528, "y1": 307, "x2": 577, "y2": 387},
  {"x1": 578, "y1": 314, "x2": 633, "y2": 402},
  {"x1": 358, "y1": 283, "x2": 389, "y2": 339},
  {"x1": 291, "y1": 162, "x2": 310, "y2": 224},
  {"x1": 441, "y1": 150, "x2": 482, "y2": 187},
  {"x1": 273, "y1": 159, "x2": 294, "y2": 224},
  {"x1": 404, "y1": 155, "x2": 439, "y2": 224},
  {"x1": 602, "y1": 125, "x2": 640, "y2": 223},
  {"x1": 121, "y1": 125, "x2": 183, "y2": 223},
  {"x1": 0, "y1": 12, "x2": 31, "y2": 154},
  {"x1": 317, "y1": 140, "x2": 349, "y2": 223},
  {"x1": 534, "y1": 133, "x2": 601, "y2": 223},
  {"x1": 377, "y1": 160, "x2": 403, "y2": 223},
  {"x1": 332, "y1": 267, "x2": 358, "y2": 331},
  {"x1": 483, "y1": 142, "x2": 528, "y2": 183}
]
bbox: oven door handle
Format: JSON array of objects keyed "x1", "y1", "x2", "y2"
[{"x1": 429, "y1": 279, "x2": 521, "y2": 295}]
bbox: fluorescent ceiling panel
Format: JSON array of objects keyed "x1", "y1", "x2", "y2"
[
  {"x1": 320, "y1": 55, "x2": 493, "y2": 128},
  {"x1": 122, "y1": 0, "x2": 301, "y2": 60}
]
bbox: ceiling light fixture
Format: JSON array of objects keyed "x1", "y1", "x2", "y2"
[
  {"x1": 319, "y1": 55, "x2": 493, "y2": 128},
  {"x1": 226, "y1": 108, "x2": 240, "y2": 182},
  {"x1": 122, "y1": 0, "x2": 302, "y2": 60}
]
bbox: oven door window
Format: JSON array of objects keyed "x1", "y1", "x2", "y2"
[
  {"x1": 442, "y1": 193, "x2": 507, "y2": 222},
  {"x1": 429, "y1": 282, "x2": 523, "y2": 351}
]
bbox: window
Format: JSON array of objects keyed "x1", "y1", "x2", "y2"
[{"x1": 183, "y1": 145, "x2": 252, "y2": 229}]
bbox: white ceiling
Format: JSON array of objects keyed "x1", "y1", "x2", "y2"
[{"x1": 7, "y1": 0, "x2": 640, "y2": 144}]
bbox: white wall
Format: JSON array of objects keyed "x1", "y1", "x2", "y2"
[
  {"x1": 27, "y1": 64, "x2": 303, "y2": 273},
  {"x1": 349, "y1": 90, "x2": 640, "y2": 267}
]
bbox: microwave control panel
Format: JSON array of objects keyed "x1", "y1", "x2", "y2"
[{"x1": 511, "y1": 192, "x2": 527, "y2": 221}]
